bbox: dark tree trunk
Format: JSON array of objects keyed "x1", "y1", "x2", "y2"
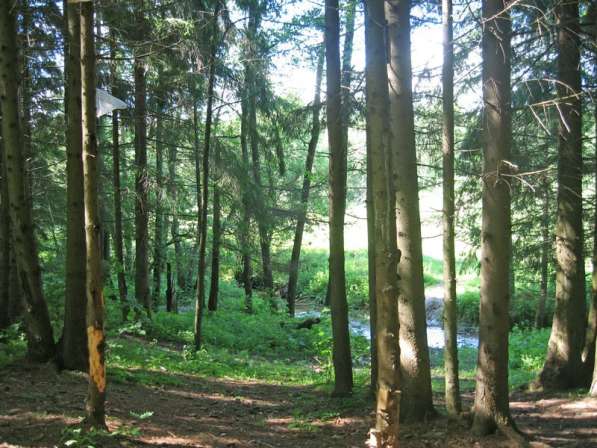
[
  {"x1": 60, "y1": 0, "x2": 88, "y2": 372},
  {"x1": 0, "y1": 139, "x2": 10, "y2": 330},
  {"x1": 325, "y1": 0, "x2": 353, "y2": 397},
  {"x1": 441, "y1": 0, "x2": 461, "y2": 417},
  {"x1": 539, "y1": 0, "x2": 586, "y2": 390},
  {"x1": 166, "y1": 262, "x2": 176, "y2": 313},
  {"x1": 535, "y1": 180, "x2": 550, "y2": 329},
  {"x1": 286, "y1": 50, "x2": 324, "y2": 317},
  {"x1": 110, "y1": 33, "x2": 129, "y2": 321},
  {"x1": 0, "y1": 0, "x2": 55, "y2": 362},
  {"x1": 365, "y1": 0, "x2": 401, "y2": 444},
  {"x1": 80, "y1": 1, "x2": 107, "y2": 429},
  {"x1": 152, "y1": 88, "x2": 166, "y2": 310},
  {"x1": 134, "y1": 0, "x2": 150, "y2": 315},
  {"x1": 208, "y1": 140, "x2": 222, "y2": 312},
  {"x1": 472, "y1": 0, "x2": 515, "y2": 436},
  {"x1": 194, "y1": 1, "x2": 220, "y2": 350},
  {"x1": 246, "y1": 4, "x2": 273, "y2": 290},
  {"x1": 239, "y1": 95, "x2": 253, "y2": 312}
]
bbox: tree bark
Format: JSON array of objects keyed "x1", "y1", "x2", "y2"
[
  {"x1": 386, "y1": 0, "x2": 434, "y2": 421},
  {"x1": 472, "y1": 0, "x2": 514, "y2": 435},
  {"x1": 152, "y1": 87, "x2": 166, "y2": 310},
  {"x1": 287, "y1": 50, "x2": 324, "y2": 317},
  {"x1": 365, "y1": 0, "x2": 401, "y2": 444},
  {"x1": 535, "y1": 180, "x2": 550, "y2": 329},
  {"x1": 80, "y1": 1, "x2": 107, "y2": 429},
  {"x1": 441, "y1": 0, "x2": 461, "y2": 417},
  {"x1": 110, "y1": 33, "x2": 129, "y2": 321},
  {"x1": 246, "y1": 4, "x2": 273, "y2": 290},
  {"x1": 239, "y1": 94, "x2": 253, "y2": 312},
  {"x1": 584, "y1": 11, "x2": 597, "y2": 382},
  {"x1": 194, "y1": 0, "x2": 220, "y2": 350},
  {"x1": 0, "y1": 0, "x2": 55, "y2": 362},
  {"x1": 539, "y1": 0, "x2": 586, "y2": 390},
  {"x1": 166, "y1": 262, "x2": 176, "y2": 313},
  {"x1": 60, "y1": 0, "x2": 88, "y2": 372},
  {"x1": 0, "y1": 135, "x2": 10, "y2": 330},
  {"x1": 208, "y1": 139, "x2": 222, "y2": 312},
  {"x1": 326, "y1": 0, "x2": 353, "y2": 396},
  {"x1": 134, "y1": 0, "x2": 150, "y2": 315}
]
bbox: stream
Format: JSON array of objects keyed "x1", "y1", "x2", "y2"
[{"x1": 297, "y1": 284, "x2": 479, "y2": 349}]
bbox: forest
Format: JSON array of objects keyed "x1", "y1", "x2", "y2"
[{"x1": 0, "y1": 0, "x2": 596, "y2": 446}]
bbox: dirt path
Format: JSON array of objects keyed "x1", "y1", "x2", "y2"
[{"x1": 1, "y1": 362, "x2": 596, "y2": 447}]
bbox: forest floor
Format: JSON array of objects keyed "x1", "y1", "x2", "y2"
[{"x1": 1, "y1": 351, "x2": 596, "y2": 448}]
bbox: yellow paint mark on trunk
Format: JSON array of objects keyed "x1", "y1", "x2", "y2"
[{"x1": 87, "y1": 326, "x2": 106, "y2": 393}]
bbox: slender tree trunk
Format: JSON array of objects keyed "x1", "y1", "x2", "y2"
[
  {"x1": 386, "y1": 0, "x2": 434, "y2": 421},
  {"x1": 0, "y1": 0, "x2": 55, "y2": 362},
  {"x1": 110, "y1": 34, "x2": 128, "y2": 321},
  {"x1": 173, "y1": 104, "x2": 188, "y2": 293},
  {"x1": 240, "y1": 95, "x2": 253, "y2": 312},
  {"x1": 134, "y1": 0, "x2": 150, "y2": 315},
  {"x1": 194, "y1": 1, "x2": 220, "y2": 349},
  {"x1": 535, "y1": 180, "x2": 550, "y2": 329},
  {"x1": 366, "y1": 129, "x2": 378, "y2": 393},
  {"x1": 246, "y1": 5, "x2": 273, "y2": 290},
  {"x1": 152, "y1": 91, "x2": 166, "y2": 310},
  {"x1": 441, "y1": 0, "x2": 461, "y2": 417},
  {"x1": 0, "y1": 139, "x2": 10, "y2": 330},
  {"x1": 166, "y1": 262, "x2": 176, "y2": 313},
  {"x1": 59, "y1": 0, "x2": 88, "y2": 372},
  {"x1": 208, "y1": 139, "x2": 222, "y2": 312},
  {"x1": 472, "y1": 0, "x2": 514, "y2": 436},
  {"x1": 325, "y1": 0, "x2": 353, "y2": 396},
  {"x1": 287, "y1": 50, "x2": 324, "y2": 317},
  {"x1": 20, "y1": 0, "x2": 33, "y2": 212},
  {"x1": 539, "y1": 0, "x2": 586, "y2": 390},
  {"x1": 365, "y1": 0, "x2": 401, "y2": 444},
  {"x1": 80, "y1": 2, "x2": 106, "y2": 428}
]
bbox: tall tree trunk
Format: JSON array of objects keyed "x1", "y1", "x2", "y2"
[
  {"x1": 194, "y1": 1, "x2": 220, "y2": 350},
  {"x1": 366, "y1": 129, "x2": 378, "y2": 392},
  {"x1": 441, "y1": 0, "x2": 461, "y2": 417},
  {"x1": 134, "y1": 0, "x2": 150, "y2": 315},
  {"x1": 239, "y1": 94, "x2": 253, "y2": 312},
  {"x1": 0, "y1": 0, "x2": 55, "y2": 362},
  {"x1": 60, "y1": 0, "x2": 88, "y2": 371},
  {"x1": 535, "y1": 179, "x2": 550, "y2": 329},
  {"x1": 287, "y1": 50, "x2": 324, "y2": 317},
  {"x1": 365, "y1": 0, "x2": 401, "y2": 444},
  {"x1": 208, "y1": 139, "x2": 222, "y2": 312},
  {"x1": 20, "y1": 0, "x2": 33, "y2": 212},
  {"x1": 472, "y1": 0, "x2": 514, "y2": 436},
  {"x1": 0, "y1": 138, "x2": 10, "y2": 330},
  {"x1": 166, "y1": 262, "x2": 176, "y2": 313},
  {"x1": 110, "y1": 33, "x2": 129, "y2": 321},
  {"x1": 539, "y1": 0, "x2": 586, "y2": 390},
  {"x1": 386, "y1": 0, "x2": 434, "y2": 421},
  {"x1": 80, "y1": 2, "x2": 106, "y2": 428},
  {"x1": 584, "y1": 13, "x2": 597, "y2": 380},
  {"x1": 152, "y1": 90, "x2": 166, "y2": 310},
  {"x1": 246, "y1": 5, "x2": 273, "y2": 290},
  {"x1": 325, "y1": 0, "x2": 353, "y2": 396}
]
